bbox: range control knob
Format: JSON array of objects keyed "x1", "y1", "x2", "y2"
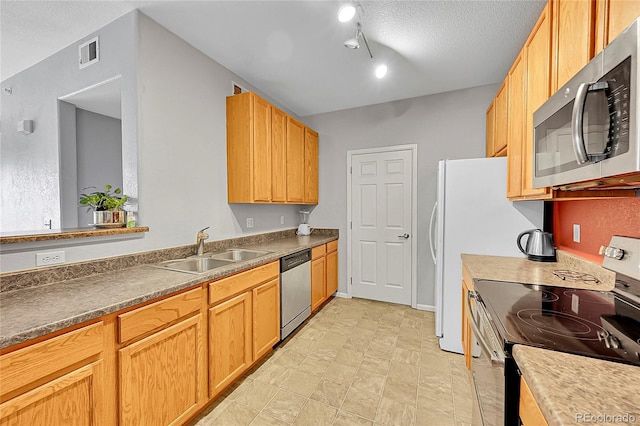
[{"x1": 599, "y1": 245, "x2": 625, "y2": 260}]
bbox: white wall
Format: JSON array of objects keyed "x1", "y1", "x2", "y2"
[
  {"x1": 303, "y1": 84, "x2": 499, "y2": 307},
  {"x1": 0, "y1": 13, "x2": 303, "y2": 272}
]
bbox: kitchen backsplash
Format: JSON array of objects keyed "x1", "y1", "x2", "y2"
[{"x1": 553, "y1": 197, "x2": 640, "y2": 262}]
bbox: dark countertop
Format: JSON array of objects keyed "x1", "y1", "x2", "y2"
[{"x1": 0, "y1": 234, "x2": 336, "y2": 350}]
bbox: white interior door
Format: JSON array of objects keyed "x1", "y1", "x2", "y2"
[{"x1": 350, "y1": 149, "x2": 413, "y2": 305}]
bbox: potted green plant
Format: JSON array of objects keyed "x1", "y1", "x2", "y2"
[{"x1": 80, "y1": 185, "x2": 128, "y2": 227}]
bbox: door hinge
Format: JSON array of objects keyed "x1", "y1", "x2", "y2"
[
  {"x1": 350, "y1": 221, "x2": 352, "y2": 229},
  {"x1": 350, "y1": 166, "x2": 352, "y2": 174},
  {"x1": 350, "y1": 277, "x2": 352, "y2": 284}
]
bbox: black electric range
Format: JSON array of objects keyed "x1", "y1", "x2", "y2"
[
  {"x1": 469, "y1": 236, "x2": 640, "y2": 425},
  {"x1": 474, "y1": 276, "x2": 640, "y2": 366}
]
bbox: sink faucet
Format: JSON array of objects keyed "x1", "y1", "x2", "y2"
[{"x1": 195, "y1": 227, "x2": 210, "y2": 255}]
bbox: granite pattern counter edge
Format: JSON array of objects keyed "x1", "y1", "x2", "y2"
[{"x1": 0, "y1": 234, "x2": 338, "y2": 350}]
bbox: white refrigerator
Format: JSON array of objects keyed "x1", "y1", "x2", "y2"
[{"x1": 430, "y1": 157, "x2": 544, "y2": 354}]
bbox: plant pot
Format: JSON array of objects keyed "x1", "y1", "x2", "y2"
[{"x1": 93, "y1": 210, "x2": 126, "y2": 228}]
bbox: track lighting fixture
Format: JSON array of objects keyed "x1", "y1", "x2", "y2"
[{"x1": 338, "y1": 5, "x2": 387, "y2": 78}]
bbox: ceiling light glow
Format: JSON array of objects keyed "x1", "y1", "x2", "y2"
[
  {"x1": 375, "y1": 64, "x2": 388, "y2": 79},
  {"x1": 338, "y1": 5, "x2": 356, "y2": 22}
]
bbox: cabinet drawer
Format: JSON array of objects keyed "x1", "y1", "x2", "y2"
[
  {"x1": 311, "y1": 244, "x2": 326, "y2": 260},
  {"x1": 326, "y1": 240, "x2": 338, "y2": 253},
  {"x1": 0, "y1": 322, "x2": 103, "y2": 398},
  {"x1": 209, "y1": 261, "x2": 279, "y2": 305},
  {"x1": 118, "y1": 288, "x2": 202, "y2": 343}
]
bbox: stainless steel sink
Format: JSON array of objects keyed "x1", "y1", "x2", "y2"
[
  {"x1": 209, "y1": 248, "x2": 272, "y2": 261},
  {"x1": 155, "y1": 257, "x2": 234, "y2": 274}
]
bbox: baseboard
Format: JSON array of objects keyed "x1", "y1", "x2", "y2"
[
  {"x1": 334, "y1": 292, "x2": 351, "y2": 299},
  {"x1": 416, "y1": 304, "x2": 436, "y2": 312}
]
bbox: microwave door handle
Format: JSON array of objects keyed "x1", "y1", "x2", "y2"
[
  {"x1": 572, "y1": 82, "x2": 591, "y2": 164},
  {"x1": 572, "y1": 81, "x2": 612, "y2": 164},
  {"x1": 465, "y1": 291, "x2": 505, "y2": 366}
]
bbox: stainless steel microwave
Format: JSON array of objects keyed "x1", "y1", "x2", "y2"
[{"x1": 533, "y1": 17, "x2": 639, "y2": 189}]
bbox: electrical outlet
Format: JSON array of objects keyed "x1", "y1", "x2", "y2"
[
  {"x1": 36, "y1": 251, "x2": 65, "y2": 266},
  {"x1": 573, "y1": 224, "x2": 581, "y2": 243},
  {"x1": 246, "y1": 218, "x2": 254, "y2": 228},
  {"x1": 280, "y1": 215, "x2": 285, "y2": 225}
]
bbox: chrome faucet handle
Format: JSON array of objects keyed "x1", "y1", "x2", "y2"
[{"x1": 197, "y1": 226, "x2": 210, "y2": 235}]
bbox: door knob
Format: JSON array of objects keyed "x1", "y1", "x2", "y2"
[{"x1": 398, "y1": 233, "x2": 410, "y2": 239}]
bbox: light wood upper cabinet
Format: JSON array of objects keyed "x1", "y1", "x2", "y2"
[
  {"x1": 596, "y1": 0, "x2": 640, "y2": 53},
  {"x1": 506, "y1": 50, "x2": 526, "y2": 199},
  {"x1": 552, "y1": 0, "x2": 596, "y2": 92},
  {"x1": 522, "y1": 3, "x2": 552, "y2": 198},
  {"x1": 271, "y1": 107, "x2": 287, "y2": 203},
  {"x1": 227, "y1": 92, "x2": 319, "y2": 204},
  {"x1": 494, "y1": 82, "x2": 508, "y2": 158},
  {"x1": 304, "y1": 127, "x2": 319, "y2": 204},
  {"x1": 286, "y1": 117, "x2": 306, "y2": 203},
  {"x1": 485, "y1": 100, "x2": 497, "y2": 157}
]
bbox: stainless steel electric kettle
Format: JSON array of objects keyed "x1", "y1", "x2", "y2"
[{"x1": 517, "y1": 229, "x2": 557, "y2": 262}]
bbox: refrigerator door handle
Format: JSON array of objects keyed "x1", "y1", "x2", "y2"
[{"x1": 429, "y1": 201, "x2": 438, "y2": 264}]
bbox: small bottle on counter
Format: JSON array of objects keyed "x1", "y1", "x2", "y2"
[{"x1": 126, "y1": 211, "x2": 136, "y2": 228}]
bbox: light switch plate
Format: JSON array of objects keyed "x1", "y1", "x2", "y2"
[
  {"x1": 246, "y1": 218, "x2": 254, "y2": 228},
  {"x1": 573, "y1": 224, "x2": 581, "y2": 243},
  {"x1": 280, "y1": 215, "x2": 285, "y2": 225}
]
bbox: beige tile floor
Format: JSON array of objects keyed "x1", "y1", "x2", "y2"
[{"x1": 190, "y1": 297, "x2": 473, "y2": 426}]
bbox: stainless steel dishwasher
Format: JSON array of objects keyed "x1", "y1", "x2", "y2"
[{"x1": 280, "y1": 249, "x2": 311, "y2": 340}]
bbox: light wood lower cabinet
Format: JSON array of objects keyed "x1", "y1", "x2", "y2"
[
  {"x1": 119, "y1": 314, "x2": 204, "y2": 426},
  {"x1": 208, "y1": 292, "x2": 252, "y2": 398},
  {"x1": 326, "y1": 244, "x2": 338, "y2": 297},
  {"x1": 252, "y1": 278, "x2": 281, "y2": 360},
  {"x1": 520, "y1": 376, "x2": 548, "y2": 426},
  {"x1": 461, "y1": 265, "x2": 474, "y2": 370},
  {"x1": 208, "y1": 261, "x2": 280, "y2": 398},
  {"x1": 0, "y1": 322, "x2": 105, "y2": 425},
  {"x1": 311, "y1": 241, "x2": 338, "y2": 312}
]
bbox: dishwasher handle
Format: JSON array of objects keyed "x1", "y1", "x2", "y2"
[{"x1": 281, "y1": 249, "x2": 311, "y2": 272}]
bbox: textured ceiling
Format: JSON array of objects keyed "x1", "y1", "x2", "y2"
[{"x1": 1, "y1": 0, "x2": 546, "y2": 116}]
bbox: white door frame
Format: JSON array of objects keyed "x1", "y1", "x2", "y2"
[{"x1": 346, "y1": 144, "x2": 418, "y2": 308}]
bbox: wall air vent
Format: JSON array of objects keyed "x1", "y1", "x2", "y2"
[
  {"x1": 79, "y1": 37, "x2": 100, "y2": 69},
  {"x1": 232, "y1": 82, "x2": 248, "y2": 95}
]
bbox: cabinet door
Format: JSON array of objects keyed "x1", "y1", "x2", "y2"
[
  {"x1": 0, "y1": 361, "x2": 104, "y2": 426},
  {"x1": 271, "y1": 108, "x2": 287, "y2": 202},
  {"x1": 461, "y1": 279, "x2": 472, "y2": 370},
  {"x1": 597, "y1": 0, "x2": 640, "y2": 52},
  {"x1": 252, "y1": 278, "x2": 280, "y2": 360},
  {"x1": 553, "y1": 0, "x2": 596, "y2": 91},
  {"x1": 485, "y1": 100, "x2": 496, "y2": 157},
  {"x1": 253, "y1": 95, "x2": 272, "y2": 202},
  {"x1": 506, "y1": 50, "x2": 526, "y2": 199},
  {"x1": 311, "y1": 256, "x2": 326, "y2": 311},
  {"x1": 209, "y1": 292, "x2": 252, "y2": 398},
  {"x1": 286, "y1": 117, "x2": 305, "y2": 203},
  {"x1": 326, "y1": 249, "x2": 338, "y2": 297},
  {"x1": 520, "y1": 377, "x2": 549, "y2": 426},
  {"x1": 523, "y1": 3, "x2": 552, "y2": 198},
  {"x1": 494, "y1": 82, "x2": 508, "y2": 157},
  {"x1": 119, "y1": 314, "x2": 203, "y2": 426},
  {"x1": 304, "y1": 128, "x2": 319, "y2": 204}
]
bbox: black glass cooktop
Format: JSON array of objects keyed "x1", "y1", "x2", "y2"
[{"x1": 474, "y1": 279, "x2": 640, "y2": 366}]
